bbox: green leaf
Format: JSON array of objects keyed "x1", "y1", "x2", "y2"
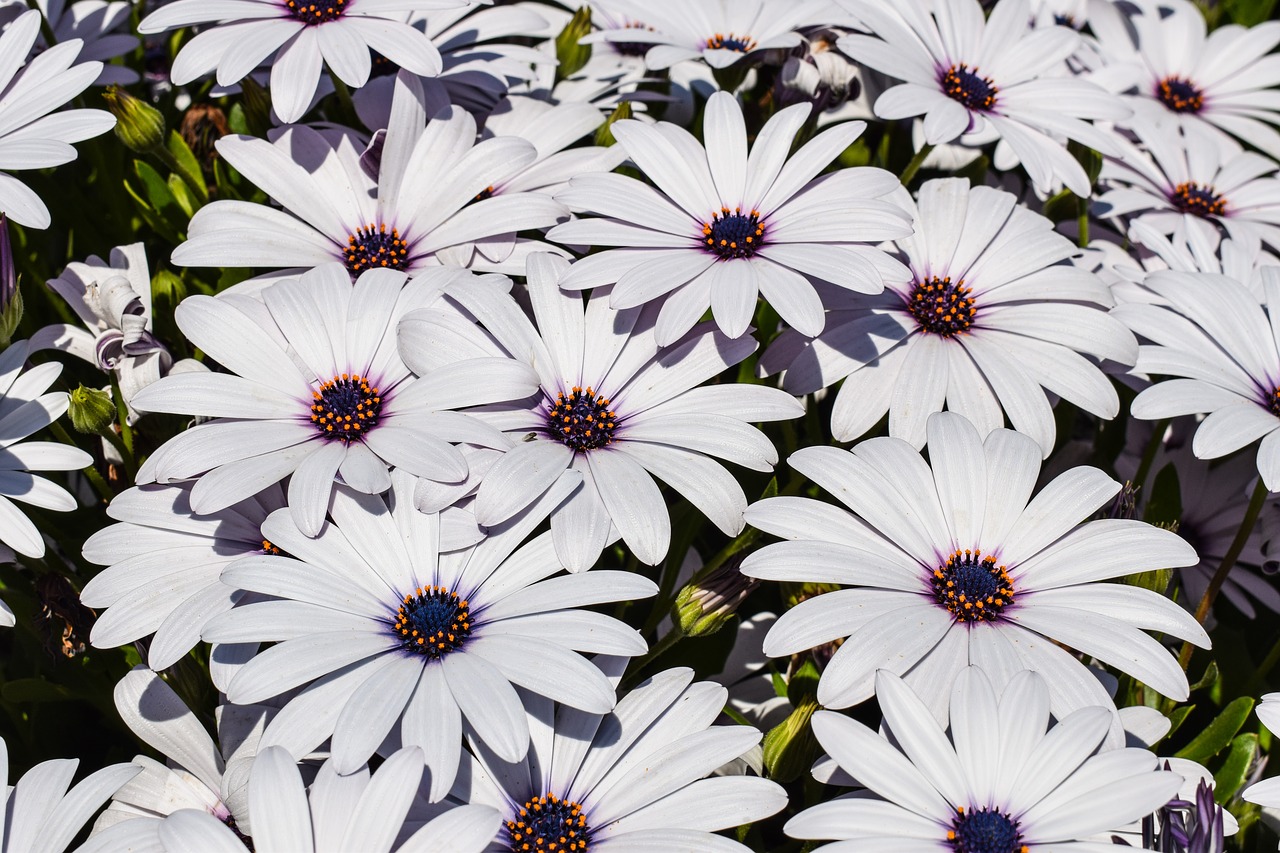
[
  {"x1": 2, "y1": 678, "x2": 76, "y2": 703},
  {"x1": 134, "y1": 159, "x2": 173, "y2": 212},
  {"x1": 1225, "y1": 0, "x2": 1278, "y2": 26},
  {"x1": 1041, "y1": 187, "x2": 1077, "y2": 222},
  {"x1": 1143, "y1": 462, "x2": 1183, "y2": 527},
  {"x1": 123, "y1": 177, "x2": 182, "y2": 244},
  {"x1": 1175, "y1": 696, "x2": 1255, "y2": 764},
  {"x1": 227, "y1": 102, "x2": 249, "y2": 136},
  {"x1": 554, "y1": 6, "x2": 592, "y2": 83},
  {"x1": 786, "y1": 659, "x2": 820, "y2": 706},
  {"x1": 1190, "y1": 660, "x2": 1220, "y2": 694},
  {"x1": 1214, "y1": 732, "x2": 1258, "y2": 803},
  {"x1": 167, "y1": 129, "x2": 208, "y2": 202},
  {"x1": 167, "y1": 173, "x2": 198, "y2": 220},
  {"x1": 1167, "y1": 704, "x2": 1195, "y2": 740}
]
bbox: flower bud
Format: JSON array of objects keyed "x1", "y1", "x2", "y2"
[
  {"x1": 595, "y1": 101, "x2": 631, "y2": 147},
  {"x1": 762, "y1": 698, "x2": 819, "y2": 783},
  {"x1": 68, "y1": 385, "x2": 115, "y2": 436},
  {"x1": 673, "y1": 555, "x2": 759, "y2": 638},
  {"x1": 555, "y1": 6, "x2": 593, "y2": 83},
  {"x1": 103, "y1": 86, "x2": 165, "y2": 154}
]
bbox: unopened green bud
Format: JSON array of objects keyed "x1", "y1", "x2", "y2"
[
  {"x1": 555, "y1": 6, "x2": 592, "y2": 83},
  {"x1": 68, "y1": 386, "x2": 115, "y2": 436},
  {"x1": 762, "y1": 698, "x2": 819, "y2": 783},
  {"x1": 1126, "y1": 567, "x2": 1174, "y2": 595},
  {"x1": 595, "y1": 101, "x2": 631, "y2": 147},
  {"x1": 673, "y1": 555, "x2": 759, "y2": 638},
  {"x1": 103, "y1": 86, "x2": 165, "y2": 154}
]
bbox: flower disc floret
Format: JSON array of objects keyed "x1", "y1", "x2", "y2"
[
  {"x1": 284, "y1": 0, "x2": 345, "y2": 24},
  {"x1": 310, "y1": 374, "x2": 382, "y2": 441},
  {"x1": 941, "y1": 64, "x2": 998, "y2": 112},
  {"x1": 344, "y1": 224, "x2": 409, "y2": 274},
  {"x1": 702, "y1": 208, "x2": 765, "y2": 260},
  {"x1": 1157, "y1": 76, "x2": 1204, "y2": 114},
  {"x1": 705, "y1": 32, "x2": 755, "y2": 53},
  {"x1": 506, "y1": 794, "x2": 591, "y2": 852},
  {"x1": 394, "y1": 585, "x2": 471, "y2": 658},
  {"x1": 948, "y1": 806, "x2": 1027, "y2": 853},
  {"x1": 547, "y1": 386, "x2": 617, "y2": 452},
  {"x1": 907, "y1": 275, "x2": 977, "y2": 336},
  {"x1": 931, "y1": 549, "x2": 1015, "y2": 623},
  {"x1": 1171, "y1": 181, "x2": 1227, "y2": 217}
]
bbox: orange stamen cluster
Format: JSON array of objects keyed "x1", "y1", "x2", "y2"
[
  {"x1": 941, "y1": 64, "x2": 998, "y2": 111},
  {"x1": 705, "y1": 32, "x2": 756, "y2": 53},
  {"x1": 284, "y1": 0, "x2": 344, "y2": 24},
  {"x1": 344, "y1": 223, "x2": 409, "y2": 274},
  {"x1": 1172, "y1": 181, "x2": 1227, "y2": 218},
  {"x1": 310, "y1": 374, "x2": 381, "y2": 443},
  {"x1": 393, "y1": 586, "x2": 471, "y2": 658},
  {"x1": 547, "y1": 386, "x2": 617, "y2": 452},
  {"x1": 908, "y1": 275, "x2": 977, "y2": 337},
  {"x1": 702, "y1": 207, "x2": 765, "y2": 260},
  {"x1": 931, "y1": 549, "x2": 1015, "y2": 623},
  {"x1": 505, "y1": 794, "x2": 591, "y2": 852},
  {"x1": 1157, "y1": 76, "x2": 1204, "y2": 113}
]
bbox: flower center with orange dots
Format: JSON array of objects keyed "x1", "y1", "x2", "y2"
[
  {"x1": 705, "y1": 32, "x2": 755, "y2": 52},
  {"x1": 344, "y1": 224, "x2": 409, "y2": 274},
  {"x1": 1171, "y1": 182, "x2": 1226, "y2": 218},
  {"x1": 506, "y1": 794, "x2": 591, "y2": 852},
  {"x1": 703, "y1": 207, "x2": 765, "y2": 260},
  {"x1": 548, "y1": 387, "x2": 617, "y2": 451},
  {"x1": 1157, "y1": 76, "x2": 1204, "y2": 113},
  {"x1": 941, "y1": 64, "x2": 998, "y2": 112},
  {"x1": 931, "y1": 549, "x2": 1015, "y2": 623},
  {"x1": 907, "y1": 276, "x2": 977, "y2": 337},
  {"x1": 284, "y1": 0, "x2": 344, "y2": 24},
  {"x1": 394, "y1": 586, "x2": 471, "y2": 659},
  {"x1": 310, "y1": 374, "x2": 381, "y2": 442},
  {"x1": 948, "y1": 806, "x2": 1027, "y2": 853}
]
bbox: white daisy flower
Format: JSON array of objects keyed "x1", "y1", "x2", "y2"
[
  {"x1": 583, "y1": 0, "x2": 835, "y2": 72},
  {"x1": 0, "y1": 0, "x2": 139, "y2": 85},
  {"x1": 0, "y1": 736, "x2": 138, "y2": 853},
  {"x1": 786, "y1": 667, "x2": 1183, "y2": 851},
  {"x1": 837, "y1": 0, "x2": 1130, "y2": 196},
  {"x1": 0, "y1": 339, "x2": 93, "y2": 561},
  {"x1": 91, "y1": 740, "x2": 499, "y2": 852},
  {"x1": 760, "y1": 177, "x2": 1137, "y2": 455},
  {"x1": 85, "y1": 667, "x2": 267, "y2": 846},
  {"x1": 0, "y1": 9, "x2": 115, "y2": 228},
  {"x1": 202, "y1": 471, "x2": 656, "y2": 798},
  {"x1": 741, "y1": 411, "x2": 1206, "y2": 737},
  {"x1": 1097, "y1": 119, "x2": 1280, "y2": 255},
  {"x1": 442, "y1": 662, "x2": 787, "y2": 850},
  {"x1": 136, "y1": 0, "x2": 470, "y2": 124},
  {"x1": 78, "y1": 483, "x2": 284, "y2": 680},
  {"x1": 131, "y1": 263, "x2": 537, "y2": 536},
  {"x1": 1119, "y1": 268, "x2": 1280, "y2": 490},
  {"x1": 400, "y1": 253, "x2": 803, "y2": 571},
  {"x1": 172, "y1": 72, "x2": 566, "y2": 284},
  {"x1": 548, "y1": 90, "x2": 912, "y2": 344},
  {"x1": 1244, "y1": 693, "x2": 1280, "y2": 808},
  {"x1": 1093, "y1": 0, "x2": 1280, "y2": 159},
  {"x1": 35, "y1": 243, "x2": 182, "y2": 422}
]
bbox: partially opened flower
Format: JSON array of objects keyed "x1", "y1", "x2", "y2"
[
  {"x1": 583, "y1": 0, "x2": 834, "y2": 71},
  {"x1": 401, "y1": 252, "x2": 803, "y2": 570},
  {"x1": 172, "y1": 72, "x2": 567, "y2": 285},
  {"x1": 90, "y1": 742, "x2": 499, "y2": 853},
  {"x1": 132, "y1": 264, "x2": 537, "y2": 536},
  {"x1": 838, "y1": 0, "x2": 1129, "y2": 196},
  {"x1": 762, "y1": 177, "x2": 1136, "y2": 454},
  {"x1": 786, "y1": 667, "x2": 1183, "y2": 851},
  {"x1": 137, "y1": 0, "x2": 469, "y2": 123},
  {"x1": 742, "y1": 411, "x2": 1205, "y2": 736},
  {"x1": 442, "y1": 663, "x2": 787, "y2": 849},
  {"x1": 1098, "y1": 120, "x2": 1280, "y2": 254},
  {"x1": 0, "y1": 9, "x2": 115, "y2": 228},
  {"x1": 1094, "y1": 0, "x2": 1280, "y2": 159},
  {"x1": 203, "y1": 471, "x2": 655, "y2": 798},
  {"x1": 0, "y1": 339, "x2": 93, "y2": 559},
  {"x1": 1120, "y1": 268, "x2": 1280, "y2": 490},
  {"x1": 549, "y1": 90, "x2": 911, "y2": 344},
  {"x1": 0, "y1": 735, "x2": 138, "y2": 853}
]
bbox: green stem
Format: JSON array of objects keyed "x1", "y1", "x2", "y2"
[
  {"x1": 1178, "y1": 478, "x2": 1270, "y2": 673},
  {"x1": 1077, "y1": 193, "x2": 1090, "y2": 248},
  {"x1": 330, "y1": 76, "x2": 361, "y2": 129},
  {"x1": 109, "y1": 373, "x2": 136, "y2": 479},
  {"x1": 622, "y1": 625, "x2": 685, "y2": 690},
  {"x1": 899, "y1": 144, "x2": 934, "y2": 188},
  {"x1": 49, "y1": 422, "x2": 113, "y2": 504},
  {"x1": 1132, "y1": 419, "x2": 1169, "y2": 498}
]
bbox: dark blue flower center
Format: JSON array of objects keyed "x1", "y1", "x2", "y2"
[
  {"x1": 1269, "y1": 387, "x2": 1280, "y2": 418},
  {"x1": 612, "y1": 23, "x2": 655, "y2": 57},
  {"x1": 394, "y1": 586, "x2": 471, "y2": 658},
  {"x1": 949, "y1": 807, "x2": 1025, "y2": 853},
  {"x1": 310, "y1": 374, "x2": 382, "y2": 443},
  {"x1": 1157, "y1": 76, "x2": 1204, "y2": 114},
  {"x1": 907, "y1": 276, "x2": 977, "y2": 337},
  {"x1": 1171, "y1": 182, "x2": 1226, "y2": 218},
  {"x1": 941, "y1": 64, "x2": 998, "y2": 112},
  {"x1": 706, "y1": 32, "x2": 756, "y2": 53},
  {"x1": 344, "y1": 224, "x2": 410, "y2": 274},
  {"x1": 284, "y1": 0, "x2": 344, "y2": 24},
  {"x1": 703, "y1": 208, "x2": 765, "y2": 259},
  {"x1": 1053, "y1": 13, "x2": 1079, "y2": 27},
  {"x1": 932, "y1": 550, "x2": 1015, "y2": 623},
  {"x1": 547, "y1": 386, "x2": 617, "y2": 452},
  {"x1": 506, "y1": 795, "x2": 591, "y2": 852}
]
